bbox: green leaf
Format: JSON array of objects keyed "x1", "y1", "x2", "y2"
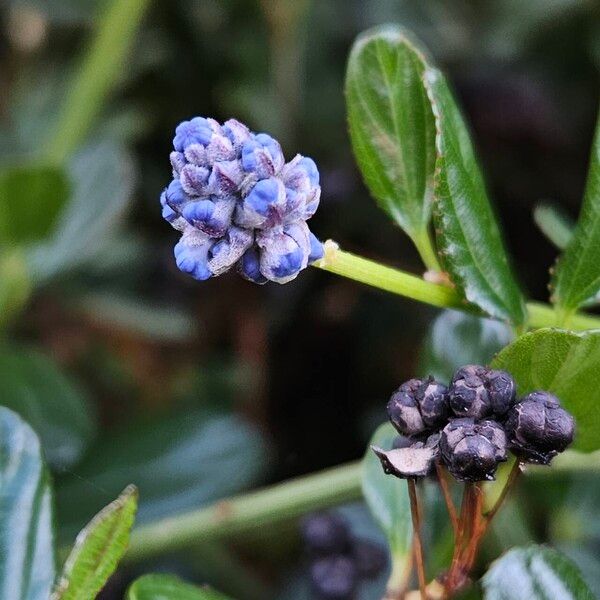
[
  {"x1": 0, "y1": 345, "x2": 96, "y2": 470},
  {"x1": 0, "y1": 164, "x2": 69, "y2": 244},
  {"x1": 362, "y1": 423, "x2": 412, "y2": 567},
  {"x1": 0, "y1": 406, "x2": 55, "y2": 600},
  {"x1": 552, "y1": 113, "x2": 600, "y2": 314},
  {"x1": 423, "y1": 68, "x2": 526, "y2": 326},
  {"x1": 127, "y1": 574, "x2": 232, "y2": 600},
  {"x1": 52, "y1": 485, "x2": 138, "y2": 600},
  {"x1": 533, "y1": 203, "x2": 575, "y2": 251},
  {"x1": 346, "y1": 25, "x2": 438, "y2": 265},
  {"x1": 483, "y1": 545, "x2": 594, "y2": 600},
  {"x1": 56, "y1": 411, "x2": 267, "y2": 541},
  {"x1": 491, "y1": 328, "x2": 600, "y2": 452},
  {"x1": 27, "y1": 140, "x2": 135, "y2": 283},
  {"x1": 419, "y1": 310, "x2": 513, "y2": 381},
  {"x1": 0, "y1": 249, "x2": 31, "y2": 329}
]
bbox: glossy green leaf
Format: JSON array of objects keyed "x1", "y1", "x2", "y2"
[
  {"x1": 346, "y1": 25, "x2": 437, "y2": 259},
  {"x1": 52, "y1": 485, "x2": 138, "y2": 600},
  {"x1": 552, "y1": 113, "x2": 600, "y2": 313},
  {"x1": 0, "y1": 164, "x2": 69, "y2": 244},
  {"x1": 424, "y1": 68, "x2": 526, "y2": 326},
  {"x1": 127, "y1": 574, "x2": 232, "y2": 600},
  {"x1": 419, "y1": 310, "x2": 513, "y2": 381},
  {"x1": 492, "y1": 328, "x2": 600, "y2": 452},
  {"x1": 483, "y1": 545, "x2": 594, "y2": 600},
  {"x1": 56, "y1": 411, "x2": 267, "y2": 541},
  {"x1": 362, "y1": 423, "x2": 412, "y2": 565},
  {"x1": 0, "y1": 345, "x2": 96, "y2": 470},
  {"x1": 27, "y1": 140, "x2": 135, "y2": 283},
  {"x1": 533, "y1": 203, "x2": 575, "y2": 251},
  {"x1": 0, "y1": 407, "x2": 55, "y2": 600}
]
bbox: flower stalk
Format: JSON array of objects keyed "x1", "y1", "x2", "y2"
[{"x1": 313, "y1": 240, "x2": 600, "y2": 331}]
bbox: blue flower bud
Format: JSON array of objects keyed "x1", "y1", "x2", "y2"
[
  {"x1": 179, "y1": 164, "x2": 210, "y2": 196},
  {"x1": 173, "y1": 117, "x2": 214, "y2": 152},
  {"x1": 164, "y1": 179, "x2": 188, "y2": 209},
  {"x1": 208, "y1": 226, "x2": 253, "y2": 275},
  {"x1": 241, "y1": 134, "x2": 284, "y2": 179},
  {"x1": 174, "y1": 233, "x2": 212, "y2": 281},
  {"x1": 162, "y1": 116, "x2": 322, "y2": 285},
  {"x1": 238, "y1": 247, "x2": 267, "y2": 284},
  {"x1": 236, "y1": 177, "x2": 286, "y2": 229},
  {"x1": 308, "y1": 231, "x2": 324, "y2": 262},
  {"x1": 182, "y1": 197, "x2": 235, "y2": 238}
]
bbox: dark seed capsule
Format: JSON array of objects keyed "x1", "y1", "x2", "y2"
[
  {"x1": 300, "y1": 513, "x2": 350, "y2": 556},
  {"x1": 440, "y1": 418, "x2": 501, "y2": 481},
  {"x1": 416, "y1": 377, "x2": 449, "y2": 427},
  {"x1": 485, "y1": 369, "x2": 516, "y2": 416},
  {"x1": 351, "y1": 539, "x2": 388, "y2": 579},
  {"x1": 387, "y1": 379, "x2": 426, "y2": 436},
  {"x1": 449, "y1": 365, "x2": 491, "y2": 419},
  {"x1": 310, "y1": 555, "x2": 358, "y2": 600},
  {"x1": 505, "y1": 391, "x2": 575, "y2": 465}
]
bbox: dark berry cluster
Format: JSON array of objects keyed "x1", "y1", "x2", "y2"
[
  {"x1": 373, "y1": 366, "x2": 575, "y2": 482},
  {"x1": 301, "y1": 512, "x2": 387, "y2": 600}
]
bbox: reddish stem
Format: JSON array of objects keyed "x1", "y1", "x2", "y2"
[
  {"x1": 408, "y1": 479, "x2": 427, "y2": 600},
  {"x1": 435, "y1": 462, "x2": 459, "y2": 536}
]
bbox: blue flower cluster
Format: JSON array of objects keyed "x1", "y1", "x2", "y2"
[{"x1": 160, "y1": 117, "x2": 323, "y2": 284}]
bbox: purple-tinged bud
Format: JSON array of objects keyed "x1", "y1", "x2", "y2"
[
  {"x1": 173, "y1": 117, "x2": 214, "y2": 152},
  {"x1": 256, "y1": 224, "x2": 309, "y2": 284},
  {"x1": 236, "y1": 177, "x2": 286, "y2": 229},
  {"x1": 179, "y1": 164, "x2": 210, "y2": 197},
  {"x1": 174, "y1": 232, "x2": 212, "y2": 281},
  {"x1": 238, "y1": 247, "x2": 267, "y2": 284},
  {"x1": 183, "y1": 197, "x2": 235, "y2": 238},
  {"x1": 222, "y1": 118, "x2": 252, "y2": 149},
  {"x1": 184, "y1": 144, "x2": 208, "y2": 167},
  {"x1": 505, "y1": 391, "x2": 574, "y2": 465},
  {"x1": 241, "y1": 134, "x2": 284, "y2": 179},
  {"x1": 208, "y1": 160, "x2": 245, "y2": 197},
  {"x1": 308, "y1": 232, "x2": 324, "y2": 263},
  {"x1": 205, "y1": 133, "x2": 236, "y2": 163},
  {"x1": 170, "y1": 151, "x2": 186, "y2": 175},
  {"x1": 207, "y1": 226, "x2": 253, "y2": 276}
]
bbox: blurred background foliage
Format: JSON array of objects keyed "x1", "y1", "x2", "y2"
[{"x1": 0, "y1": 0, "x2": 599, "y2": 598}]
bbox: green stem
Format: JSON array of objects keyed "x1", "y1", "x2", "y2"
[
  {"x1": 125, "y1": 461, "x2": 362, "y2": 563},
  {"x1": 44, "y1": 0, "x2": 150, "y2": 164},
  {"x1": 412, "y1": 228, "x2": 442, "y2": 272},
  {"x1": 313, "y1": 241, "x2": 600, "y2": 331}
]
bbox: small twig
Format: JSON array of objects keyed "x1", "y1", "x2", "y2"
[
  {"x1": 484, "y1": 460, "x2": 523, "y2": 522},
  {"x1": 408, "y1": 479, "x2": 427, "y2": 600},
  {"x1": 461, "y1": 483, "x2": 484, "y2": 570},
  {"x1": 435, "y1": 462, "x2": 458, "y2": 536}
]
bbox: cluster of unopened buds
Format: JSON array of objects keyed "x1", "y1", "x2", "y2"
[
  {"x1": 373, "y1": 365, "x2": 575, "y2": 482},
  {"x1": 160, "y1": 116, "x2": 323, "y2": 284},
  {"x1": 301, "y1": 512, "x2": 387, "y2": 600}
]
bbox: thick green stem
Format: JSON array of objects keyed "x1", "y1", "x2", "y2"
[
  {"x1": 412, "y1": 228, "x2": 442, "y2": 272},
  {"x1": 125, "y1": 461, "x2": 362, "y2": 563},
  {"x1": 313, "y1": 241, "x2": 600, "y2": 331},
  {"x1": 44, "y1": 0, "x2": 150, "y2": 164}
]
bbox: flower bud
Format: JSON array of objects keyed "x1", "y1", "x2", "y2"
[
  {"x1": 173, "y1": 116, "x2": 214, "y2": 151},
  {"x1": 173, "y1": 232, "x2": 212, "y2": 281},
  {"x1": 449, "y1": 365, "x2": 491, "y2": 419},
  {"x1": 505, "y1": 391, "x2": 575, "y2": 464}
]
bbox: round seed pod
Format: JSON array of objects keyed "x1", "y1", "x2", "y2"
[
  {"x1": 449, "y1": 365, "x2": 492, "y2": 419},
  {"x1": 477, "y1": 419, "x2": 508, "y2": 462},
  {"x1": 415, "y1": 377, "x2": 450, "y2": 427},
  {"x1": 505, "y1": 391, "x2": 575, "y2": 465},
  {"x1": 387, "y1": 379, "x2": 426, "y2": 436},
  {"x1": 485, "y1": 369, "x2": 516, "y2": 416},
  {"x1": 310, "y1": 555, "x2": 357, "y2": 600},
  {"x1": 440, "y1": 418, "x2": 501, "y2": 481},
  {"x1": 301, "y1": 513, "x2": 350, "y2": 556}
]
